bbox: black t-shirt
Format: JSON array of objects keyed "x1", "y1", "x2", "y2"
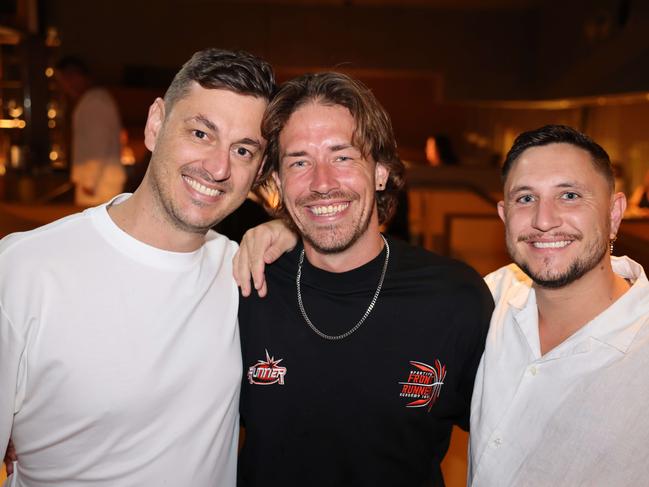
[{"x1": 238, "y1": 236, "x2": 493, "y2": 487}]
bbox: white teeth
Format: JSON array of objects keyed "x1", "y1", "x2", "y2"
[
  {"x1": 310, "y1": 203, "x2": 349, "y2": 216},
  {"x1": 533, "y1": 241, "x2": 571, "y2": 249},
  {"x1": 183, "y1": 176, "x2": 222, "y2": 197}
]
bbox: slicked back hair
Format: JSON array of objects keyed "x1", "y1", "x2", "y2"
[
  {"x1": 163, "y1": 48, "x2": 275, "y2": 110},
  {"x1": 260, "y1": 72, "x2": 405, "y2": 225},
  {"x1": 502, "y1": 124, "x2": 615, "y2": 192}
]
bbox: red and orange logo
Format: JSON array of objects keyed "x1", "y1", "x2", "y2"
[
  {"x1": 247, "y1": 350, "x2": 287, "y2": 386},
  {"x1": 398, "y1": 360, "x2": 446, "y2": 411}
]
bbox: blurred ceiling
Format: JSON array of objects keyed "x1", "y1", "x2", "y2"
[{"x1": 221, "y1": 0, "x2": 542, "y2": 9}]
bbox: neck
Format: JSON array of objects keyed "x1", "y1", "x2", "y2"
[
  {"x1": 108, "y1": 186, "x2": 205, "y2": 253},
  {"x1": 535, "y1": 256, "x2": 630, "y2": 354},
  {"x1": 303, "y1": 227, "x2": 385, "y2": 273}
]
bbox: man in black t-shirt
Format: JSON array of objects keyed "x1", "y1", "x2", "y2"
[{"x1": 237, "y1": 72, "x2": 493, "y2": 487}]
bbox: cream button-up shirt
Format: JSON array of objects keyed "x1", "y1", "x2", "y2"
[{"x1": 469, "y1": 256, "x2": 649, "y2": 487}]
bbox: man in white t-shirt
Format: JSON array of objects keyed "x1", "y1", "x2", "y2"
[
  {"x1": 469, "y1": 125, "x2": 649, "y2": 487},
  {"x1": 56, "y1": 57, "x2": 126, "y2": 206},
  {"x1": 0, "y1": 48, "x2": 275, "y2": 487}
]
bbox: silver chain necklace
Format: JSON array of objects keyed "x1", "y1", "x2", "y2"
[{"x1": 296, "y1": 235, "x2": 390, "y2": 341}]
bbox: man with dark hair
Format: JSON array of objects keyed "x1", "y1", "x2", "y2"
[
  {"x1": 469, "y1": 125, "x2": 649, "y2": 486},
  {"x1": 0, "y1": 48, "x2": 275, "y2": 486},
  {"x1": 236, "y1": 72, "x2": 493, "y2": 487},
  {"x1": 56, "y1": 56, "x2": 126, "y2": 206}
]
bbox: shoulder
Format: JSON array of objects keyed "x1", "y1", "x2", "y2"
[
  {"x1": 0, "y1": 211, "x2": 92, "y2": 315},
  {"x1": 83, "y1": 87, "x2": 116, "y2": 105},
  {"x1": 484, "y1": 263, "x2": 531, "y2": 302},
  {"x1": 0, "y1": 210, "x2": 90, "y2": 261},
  {"x1": 264, "y1": 244, "x2": 302, "y2": 281},
  {"x1": 76, "y1": 88, "x2": 120, "y2": 118},
  {"x1": 388, "y1": 236, "x2": 488, "y2": 292},
  {"x1": 202, "y1": 230, "x2": 239, "y2": 270}
]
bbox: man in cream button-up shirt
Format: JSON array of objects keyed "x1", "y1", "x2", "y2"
[{"x1": 469, "y1": 125, "x2": 649, "y2": 487}]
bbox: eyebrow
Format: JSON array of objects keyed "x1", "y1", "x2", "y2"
[
  {"x1": 186, "y1": 115, "x2": 262, "y2": 148},
  {"x1": 283, "y1": 150, "x2": 307, "y2": 158},
  {"x1": 236, "y1": 137, "x2": 263, "y2": 149},
  {"x1": 330, "y1": 143, "x2": 355, "y2": 152},
  {"x1": 282, "y1": 143, "x2": 357, "y2": 159},
  {"x1": 508, "y1": 181, "x2": 587, "y2": 197},
  {"x1": 186, "y1": 114, "x2": 217, "y2": 133}
]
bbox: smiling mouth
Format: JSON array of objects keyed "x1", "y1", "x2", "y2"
[
  {"x1": 531, "y1": 240, "x2": 572, "y2": 249},
  {"x1": 183, "y1": 175, "x2": 223, "y2": 197},
  {"x1": 309, "y1": 203, "x2": 349, "y2": 216}
]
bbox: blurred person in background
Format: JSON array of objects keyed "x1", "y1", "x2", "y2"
[{"x1": 56, "y1": 56, "x2": 126, "y2": 206}]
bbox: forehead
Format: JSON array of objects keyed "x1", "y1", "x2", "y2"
[
  {"x1": 169, "y1": 83, "x2": 267, "y2": 129},
  {"x1": 279, "y1": 102, "x2": 356, "y2": 149},
  {"x1": 505, "y1": 143, "x2": 609, "y2": 193}
]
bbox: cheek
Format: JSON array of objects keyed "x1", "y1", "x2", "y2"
[
  {"x1": 504, "y1": 211, "x2": 528, "y2": 235},
  {"x1": 232, "y1": 163, "x2": 261, "y2": 187},
  {"x1": 279, "y1": 172, "x2": 309, "y2": 197}
]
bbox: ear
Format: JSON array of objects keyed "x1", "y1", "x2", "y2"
[
  {"x1": 609, "y1": 192, "x2": 627, "y2": 238},
  {"x1": 144, "y1": 98, "x2": 165, "y2": 152},
  {"x1": 375, "y1": 163, "x2": 389, "y2": 191},
  {"x1": 497, "y1": 200, "x2": 506, "y2": 224}
]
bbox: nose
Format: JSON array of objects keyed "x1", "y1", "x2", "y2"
[
  {"x1": 532, "y1": 198, "x2": 561, "y2": 231},
  {"x1": 309, "y1": 161, "x2": 339, "y2": 195},
  {"x1": 203, "y1": 146, "x2": 231, "y2": 182}
]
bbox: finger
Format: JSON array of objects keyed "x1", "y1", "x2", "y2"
[
  {"x1": 251, "y1": 260, "x2": 267, "y2": 295},
  {"x1": 237, "y1": 258, "x2": 253, "y2": 298},
  {"x1": 257, "y1": 280, "x2": 268, "y2": 298},
  {"x1": 233, "y1": 246, "x2": 253, "y2": 297}
]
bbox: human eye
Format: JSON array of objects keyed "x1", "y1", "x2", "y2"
[
  {"x1": 290, "y1": 159, "x2": 308, "y2": 168},
  {"x1": 560, "y1": 191, "x2": 580, "y2": 201},
  {"x1": 515, "y1": 194, "x2": 535, "y2": 204},
  {"x1": 192, "y1": 129, "x2": 208, "y2": 140},
  {"x1": 233, "y1": 145, "x2": 255, "y2": 159},
  {"x1": 334, "y1": 155, "x2": 352, "y2": 162}
]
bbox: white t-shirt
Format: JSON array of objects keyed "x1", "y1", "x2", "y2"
[
  {"x1": 0, "y1": 195, "x2": 241, "y2": 486},
  {"x1": 469, "y1": 256, "x2": 649, "y2": 487}
]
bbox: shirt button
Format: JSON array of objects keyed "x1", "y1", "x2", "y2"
[
  {"x1": 529, "y1": 366, "x2": 537, "y2": 376},
  {"x1": 493, "y1": 437, "x2": 502, "y2": 447}
]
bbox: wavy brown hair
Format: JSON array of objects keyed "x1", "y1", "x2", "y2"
[{"x1": 259, "y1": 72, "x2": 405, "y2": 225}]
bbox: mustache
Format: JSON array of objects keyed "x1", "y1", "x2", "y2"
[
  {"x1": 517, "y1": 232, "x2": 583, "y2": 243},
  {"x1": 182, "y1": 168, "x2": 231, "y2": 191},
  {"x1": 296, "y1": 190, "x2": 358, "y2": 206}
]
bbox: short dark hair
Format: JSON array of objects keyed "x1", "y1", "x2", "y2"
[
  {"x1": 259, "y1": 72, "x2": 405, "y2": 225},
  {"x1": 55, "y1": 56, "x2": 90, "y2": 76},
  {"x1": 164, "y1": 48, "x2": 275, "y2": 109},
  {"x1": 502, "y1": 124, "x2": 614, "y2": 191}
]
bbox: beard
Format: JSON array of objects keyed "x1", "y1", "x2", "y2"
[
  {"x1": 290, "y1": 190, "x2": 373, "y2": 254},
  {"x1": 507, "y1": 229, "x2": 609, "y2": 289},
  {"x1": 148, "y1": 161, "x2": 234, "y2": 235},
  {"x1": 300, "y1": 216, "x2": 372, "y2": 254}
]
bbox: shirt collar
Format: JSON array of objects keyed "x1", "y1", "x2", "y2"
[{"x1": 509, "y1": 256, "x2": 649, "y2": 355}]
